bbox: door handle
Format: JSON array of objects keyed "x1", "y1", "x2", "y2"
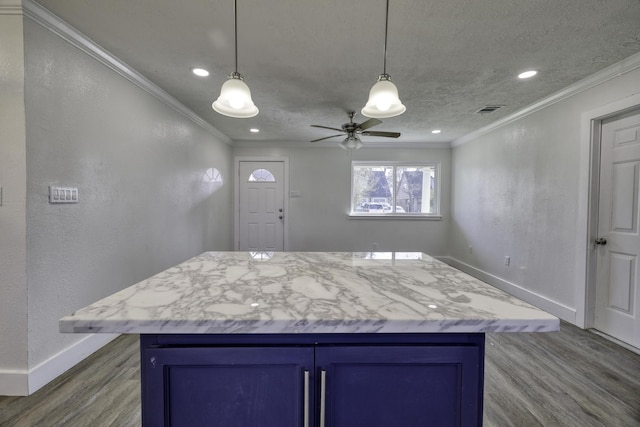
[
  {"x1": 595, "y1": 238, "x2": 607, "y2": 246},
  {"x1": 319, "y1": 370, "x2": 326, "y2": 427},
  {"x1": 303, "y1": 370, "x2": 309, "y2": 427}
]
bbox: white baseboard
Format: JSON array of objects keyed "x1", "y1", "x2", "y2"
[
  {"x1": 0, "y1": 371, "x2": 29, "y2": 396},
  {"x1": 438, "y1": 256, "x2": 577, "y2": 324},
  {"x1": 0, "y1": 333, "x2": 119, "y2": 396},
  {"x1": 588, "y1": 329, "x2": 640, "y2": 355}
]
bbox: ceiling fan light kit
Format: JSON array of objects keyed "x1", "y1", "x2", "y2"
[
  {"x1": 362, "y1": 0, "x2": 406, "y2": 119},
  {"x1": 340, "y1": 136, "x2": 364, "y2": 150},
  {"x1": 212, "y1": 0, "x2": 259, "y2": 119}
]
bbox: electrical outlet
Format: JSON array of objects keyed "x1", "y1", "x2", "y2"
[
  {"x1": 372, "y1": 243, "x2": 378, "y2": 251},
  {"x1": 468, "y1": 245, "x2": 473, "y2": 254},
  {"x1": 49, "y1": 186, "x2": 79, "y2": 204},
  {"x1": 505, "y1": 256, "x2": 511, "y2": 266}
]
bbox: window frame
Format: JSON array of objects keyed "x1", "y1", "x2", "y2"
[{"x1": 349, "y1": 161, "x2": 442, "y2": 219}]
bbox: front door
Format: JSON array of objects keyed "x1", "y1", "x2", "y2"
[
  {"x1": 594, "y1": 108, "x2": 640, "y2": 349},
  {"x1": 238, "y1": 161, "x2": 285, "y2": 251}
]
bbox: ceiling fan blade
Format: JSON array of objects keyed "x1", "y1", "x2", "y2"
[
  {"x1": 311, "y1": 124, "x2": 344, "y2": 132},
  {"x1": 357, "y1": 118, "x2": 382, "y2": 131},
  {"x1": 361, "y1": 131, "x2": 401, "y2": 138},
  {"x1": 310, "y1": 134, "x2": 343, "y2": 142}
]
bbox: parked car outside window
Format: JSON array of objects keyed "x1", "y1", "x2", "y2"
[
  {"x1": 361, "y1": 203, "x2": 406, "y2": 213},
  {"x1": 363, "y1": 203, "x2": 386, "y2": 213}
]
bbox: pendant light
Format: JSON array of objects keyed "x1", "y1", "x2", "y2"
[
  {"x1": 212, "y1": 0, "x2": 259, "y2": 118},
  {"x1": 361, "y1": 0, "x2": 406, "y2": 119}
]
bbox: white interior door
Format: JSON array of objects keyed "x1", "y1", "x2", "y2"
[
  {"x1": 238, "y1": 161, "x2": 285, "y2": 251},
  {"x1": 594, "y1": 108, "x2": 640, "y2": 349}
]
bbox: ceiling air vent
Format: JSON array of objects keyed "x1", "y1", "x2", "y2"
[{"x1": 475, "y1": 105, "x2": 505, "y2": 114}]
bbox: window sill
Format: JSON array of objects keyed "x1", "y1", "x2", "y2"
[{"x1": 348, "y1": 214, "x2": 443, "y2": 221}]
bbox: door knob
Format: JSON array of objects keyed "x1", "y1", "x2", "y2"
[{"x1": 595, "y1": 238, "x2": 607, "y2": 246}]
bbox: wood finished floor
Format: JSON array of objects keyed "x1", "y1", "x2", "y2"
[{"x1": 1, "y1": 321, "x2": 638, "y2": 426}]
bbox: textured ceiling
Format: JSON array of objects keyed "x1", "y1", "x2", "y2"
[{"x1": 34, "y1": 0, "x2": 640, "y2": 146}]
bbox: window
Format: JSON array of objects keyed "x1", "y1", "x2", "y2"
[
  {"x1": 351, "y1": 162, "x2": 440, "y2": 216},
  {"x1": 248, "y1": 168, "x2": 275, "y2": 182}
]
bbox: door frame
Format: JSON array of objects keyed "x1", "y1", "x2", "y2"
[
  {"x1": 234, "y1": 156, "x2": 289, "y2": 251},
  {"x1": 580, "y1": 93, "x2": 640, "y2": 329}
]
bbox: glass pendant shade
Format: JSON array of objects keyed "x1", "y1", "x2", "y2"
[
  {"x1": 361, "y1": 74, "x2": 406, "y2": 118},
  {"x1": 212, "y1": 73, "x2": 259, "y2": 118},
  {"x1": 340, "y1": 136, "x2": 364, "y2": 150}
]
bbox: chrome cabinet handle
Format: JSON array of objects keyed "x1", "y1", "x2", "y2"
[
  {"x1": 303, "y1": 370, "x2": 309, "y2": 427},
  {"x1": 319, "y1": 370, "x2": 327, "y2": 427}
]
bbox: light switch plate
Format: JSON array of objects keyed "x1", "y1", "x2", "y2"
[{"x1": 49, "y1": 186, "x2": 79, "y2": 204}]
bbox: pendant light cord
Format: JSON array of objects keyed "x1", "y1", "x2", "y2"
[
  {"x1": 234, "y1": 0, "x2": 238, "y2": 74},
  {"x1": 382, "y1": 0, "x2": 389, "y2": 75}
]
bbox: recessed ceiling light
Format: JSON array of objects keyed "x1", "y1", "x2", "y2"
[
  {"x1": 250, "y1": 128, "x2": 260, "y2": 133},
  {"x1": 192, "y1": 67, "x2": 210, "y2": 77},
  {"x1": 431, "y1": 129, "x2": 442, "y2": 134},
  {"x1": 518, "y1": 70, "x2": 537, "y2": 79}
]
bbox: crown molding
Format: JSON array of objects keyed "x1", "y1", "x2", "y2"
[
  {"x1": 452, "y1": 51, "x2": 640, "y2": 147},
  {"x1": 0, "y1": 7, "x2": 22, "y2": 15},
  {"x1": 234, "y1": 139, "x2": 451, "y2": 149},
  {"x1": 21, "y1": 0, "x2": 232, "y2": 145},
  {"x1": 0, "y1": 0, "x2": 22, "y2": 15}
]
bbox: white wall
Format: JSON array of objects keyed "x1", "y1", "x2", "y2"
[
  {"x1": 0, "y1": 9, "x2": 234, "y2": 395},
  {"x1": 0, "y1": 8, "x2": 29, "y2": 394},
  {"x1": 233, "y1": 145, "x2": 451, "y2": 255},
  {"x1": 449, "y1": 63, "x2": 640, "y2": 323}
]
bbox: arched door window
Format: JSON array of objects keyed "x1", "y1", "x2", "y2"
[{"x1": 248, "y1": 168, "x2": 276, "y2": 182}]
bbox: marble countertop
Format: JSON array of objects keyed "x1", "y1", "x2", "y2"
[{"x1": 59, "y1": 251, "x2": 559, "y2": 334}]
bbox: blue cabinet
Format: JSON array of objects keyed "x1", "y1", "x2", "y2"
[
  {"x1": 317, "y1": 346, "x2": 482, "y2": 427},
  {"x1": 143, "y1": 346, "x2": 314, "y2": 427},
  {"x1": 141, "y1": 334, "x2": 484, "y2": 426}
]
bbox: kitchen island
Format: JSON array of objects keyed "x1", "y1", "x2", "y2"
[{"x1": 60, "y1": 251, "x2": 559, "y2": 426}]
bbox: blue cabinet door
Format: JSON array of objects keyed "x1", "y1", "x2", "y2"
[
  {"x1": 315, "y1": 345, "x2": 482, "y2": 427},
  {"x1": 142, "y1": 346, "x2": 314, "y2": 427}
]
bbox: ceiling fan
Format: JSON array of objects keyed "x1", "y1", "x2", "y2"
[{"x1": 310, "y1": 111, "x2": 401, "y2": 149}]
